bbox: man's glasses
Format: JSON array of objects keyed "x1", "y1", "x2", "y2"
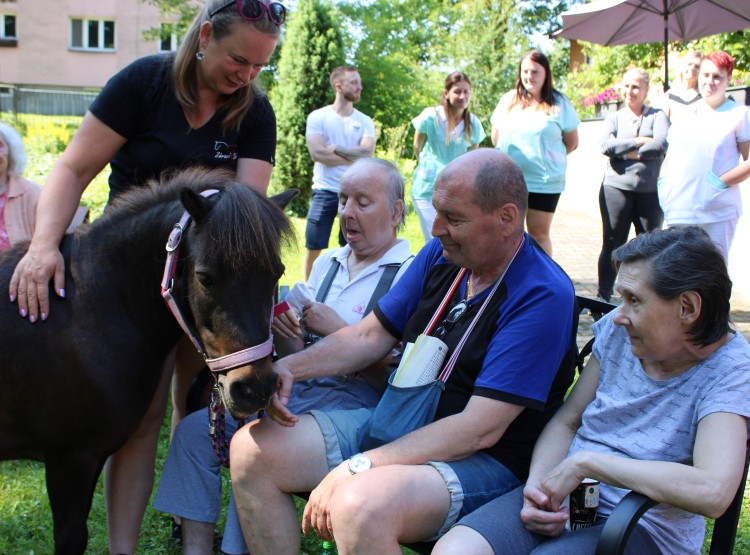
[
  {"x1": 434, "y1": 300, "x2": 468, "y2": 341},
  {"x1": 210, "y1": 0, "x2": 287, "y2": 26}
]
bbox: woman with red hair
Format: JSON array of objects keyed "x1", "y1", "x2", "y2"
[{"x1": 658, "y1": 50, "x2": 750, "y2": 261}]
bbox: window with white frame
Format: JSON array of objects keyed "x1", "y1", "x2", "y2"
[
  {"x1": 70, "y1": 18, "x2": 115, "y2": 51},
  {"x1": 1, "y1": 14, "x2": 16, "y2": 39},
  {"x1": 159, "y1": 23, "x2": 180, "y2": 52}
]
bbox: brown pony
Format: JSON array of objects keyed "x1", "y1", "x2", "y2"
[{"x1": 0, "y1": 167, "x2": 295, "y2": 554}]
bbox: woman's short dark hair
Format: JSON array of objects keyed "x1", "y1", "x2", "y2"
[{"x1": 612, "y1": 227, "x2": 732, "y2": 346}]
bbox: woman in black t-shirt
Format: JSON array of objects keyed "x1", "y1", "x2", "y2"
[{"x1": 9, "y1": 1, "x2": 285, "y2": 552}]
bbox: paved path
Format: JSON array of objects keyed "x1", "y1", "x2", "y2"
[{"x1": 552, "y1": 120, "x2": 750, "y2": 341}]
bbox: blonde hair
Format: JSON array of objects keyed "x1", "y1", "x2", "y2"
[
  {"x1": 173, "y1": 0, "x2": 281, "y2": 134},
  {"x1": 676, "y1": 50, "x2": 703, "y2": 88}
]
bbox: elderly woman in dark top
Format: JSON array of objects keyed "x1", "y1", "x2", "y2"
[
  {"x1": 435, "y1": 226, "x2": 750, "y2": 555},
  {"x1": 597, "y1": 68, "x2": 668, "y2": 302}
]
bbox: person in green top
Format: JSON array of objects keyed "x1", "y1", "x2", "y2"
[{"x1": 411, "y1": 72, "x2": 486, "y2": 242}]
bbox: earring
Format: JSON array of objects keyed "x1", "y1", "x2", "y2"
[{"x1": 196, "y1": 51, "x2": 205, "y2": 61}]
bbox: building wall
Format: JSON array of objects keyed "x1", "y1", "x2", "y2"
[{"x1": 0, "y1": 0, "x2": 173, "y2": 89}]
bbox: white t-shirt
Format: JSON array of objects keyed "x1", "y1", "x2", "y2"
[
  {"x1": 660, "y1": 99, "x2": 750, "y2": 225},
  {"x1": 306, "y1": 239, "x2": 413, "y2": 323},
  {"x1": 306, "y1": 105, "x2": 376, "y2": 193}
]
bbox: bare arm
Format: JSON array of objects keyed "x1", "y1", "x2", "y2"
[
  {"x1": 366, "y1": 394, "x2": 524, "y2": 465},
  {"x1": 719, "y1": 140, "x2": 750, "y2": 186},
  {"x1": 541, "y1": 411, "x2": 747, "y2": 518},
  {"x1": 236, "y1": 158, "x2": 273, "y2": 195},
  {"x1": 491, "y1": 126, "x2": 500, "y2": 147},
  {"x1": 562, "y1": 129, "x2": 579, "y2": 154},
  {"x1": 9, "y1": 112, "x2": 126, "y2": 322},
  {"x1": 413, "y1": 131, "x2": 427, "y2": 157},
  {"x1": 268, "y1": 312, "x2": 398, "y2": 423},
  {"x1": 333, "y1": 136, "x2": 375, "y2": 162},
  {"x1": 306, "y1": 133, "x2": 350, "y2": 166}
]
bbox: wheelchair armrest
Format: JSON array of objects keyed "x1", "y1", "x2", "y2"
[{"x1": 595, "y1": 491, "x2": 658, "y2": 555}]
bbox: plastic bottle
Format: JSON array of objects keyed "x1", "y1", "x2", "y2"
[{"x1": 320, "y1": 539, "x2": 337, "y2": 555}]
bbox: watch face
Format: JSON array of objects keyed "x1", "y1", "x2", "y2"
[{"x1": 349, "y1": 454, "x2": 371, "y2": 473}]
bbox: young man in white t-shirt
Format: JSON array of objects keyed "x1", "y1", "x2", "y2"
[{"x1": 304, "y1": 66, "x2": 376, "y2": 279}]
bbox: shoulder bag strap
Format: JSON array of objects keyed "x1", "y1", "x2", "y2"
[
  {"x1": 315, "y1": 259, "x2": 341, "y2": 303},
  {"x1": 363, "y1": 258, "x2": 412, "y2": 316}
]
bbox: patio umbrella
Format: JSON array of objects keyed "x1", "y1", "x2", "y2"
[{"x1": 552, "y1": 0, "x2": 750, "y2": 89}]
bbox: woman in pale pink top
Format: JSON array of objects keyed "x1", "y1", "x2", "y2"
[{"x1": 0, "y1": 122, "x2": 42, "y2": 252}]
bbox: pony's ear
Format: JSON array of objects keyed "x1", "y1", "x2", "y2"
[
  {"x1": 181, "y1": 188, "x2": 214, "y2": 225},
  {"x1": 269, "y1": 189, "x2": 299, "y2": 210}
]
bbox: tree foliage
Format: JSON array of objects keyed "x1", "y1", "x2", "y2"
[{"x1": 268, "y1": 0, "x2": 345, "y2": 215}]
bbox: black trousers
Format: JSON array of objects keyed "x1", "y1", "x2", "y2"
[{"x1": 597, "y1": 185, "x2": 663, "y2": 300}]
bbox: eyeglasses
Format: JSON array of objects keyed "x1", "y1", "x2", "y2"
[
  {"x1": 210, "y1": 0, "x2": 287, "y2": 26},
  {"x1": 434, "y1": 300, "x2": 468, "y2": 341}
]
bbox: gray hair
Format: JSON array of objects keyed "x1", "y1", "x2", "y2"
[
  {"x1": 612, "y1": 226, "x2": 731, "y2": 347},
  {"x1": 623, "y1": 67, "x2": 650, "y2": 86},
  {"x1": 471, "y1": 149, "x2": 528, "y2": 216},
  {"x1": 0, "y1": 122, "x2": 27, "y2": 176},
  {"x1": 342, "y1": 158, "x2": 406, "y2": 231}
]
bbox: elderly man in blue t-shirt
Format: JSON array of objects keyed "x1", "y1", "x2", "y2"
[{"x1": 229, "y1": 148, "x2": 577, "y2": 553}]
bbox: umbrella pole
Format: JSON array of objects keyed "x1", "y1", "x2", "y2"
[{"x1": 663, "y1": 6, "x2": 670, "y2": 91}]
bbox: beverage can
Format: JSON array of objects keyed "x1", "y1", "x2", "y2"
[{"x1": 569, "y1": 478, "x2": 599, "y2": 530}]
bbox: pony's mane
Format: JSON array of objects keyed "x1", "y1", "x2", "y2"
[{"x1": 97, "y1": 167, "x2": 295, "y2": 272}]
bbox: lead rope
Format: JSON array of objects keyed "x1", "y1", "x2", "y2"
[{"x1": 209, "y1": 383, "x2": 245, "y2": 468}]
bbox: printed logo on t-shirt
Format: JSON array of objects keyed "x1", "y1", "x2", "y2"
[
  {"x1": 352, "y1": 302, "x2": 365, "y2": 316},
  {"x1": 214, "y1": 141, "x2": 238, "y2": 160}
]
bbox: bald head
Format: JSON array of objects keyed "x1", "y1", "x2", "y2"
[
  {"x1": 438, "y1": 148, "x2": 528, "y2": 216},
  {"x1": 341, "y1": 158, "x2": 406, "y2": 230}
]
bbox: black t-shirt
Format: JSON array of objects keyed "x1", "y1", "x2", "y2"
[{"x1": 89, "y1": 53, "x2": 277, "y2": 201}]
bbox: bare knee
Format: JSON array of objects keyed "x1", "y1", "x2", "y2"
[
  {"x1": 229, "y1": 421, "x2": 266, "y2": 483},
  {"x1": 330, "y1": 479, "x2": 392, "y2": 543}
]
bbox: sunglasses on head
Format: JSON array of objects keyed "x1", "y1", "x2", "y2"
[{"x1": 210, "y1": 0, "x2": 287, "y2": 26}]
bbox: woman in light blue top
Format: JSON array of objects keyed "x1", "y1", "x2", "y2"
[
  {"x1": 491, "y1": 50, "x2": 580, "y2": 255},
  {"x1": 412, "y1": 72, "x2": 485, "y2": 241}
]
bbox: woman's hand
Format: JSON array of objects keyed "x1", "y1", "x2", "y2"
[
  {"x1": 301, "y1": 301, "x2": 346, "y2": 338},
  {"x1": 302, "y1": 462, "x2": 351, "y2": 541},
  {"x1": 539, "y1": 453, "x2": 587, "y2": 511},
  {"x1": 9, "y1": 243, "x2": 65, "y2": 323},
  {"x1": 520, "y1": 483, "x2": 569, "y2": 537}
]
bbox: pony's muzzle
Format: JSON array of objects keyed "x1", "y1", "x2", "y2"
[{"x1": 221, "y1": 362, "x2": 277, "y2": 419}]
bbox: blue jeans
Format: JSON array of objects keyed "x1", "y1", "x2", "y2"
[{"x1": 305, "y1": 189, "x2": 344, "y2": 250}]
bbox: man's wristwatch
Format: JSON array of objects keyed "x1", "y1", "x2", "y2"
[{"x1": 348, "y1": 453, "x2": 372, "y2": 474}]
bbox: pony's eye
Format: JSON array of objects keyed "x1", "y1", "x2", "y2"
[{"x1": 195, "y1": 271, "x2": 215, "y2": 289}]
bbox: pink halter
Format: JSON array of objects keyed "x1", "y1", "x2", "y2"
[{"x1": 160, "y1": 189, "x2": 274, "y2": 373}]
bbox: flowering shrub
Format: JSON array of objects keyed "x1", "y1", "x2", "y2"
[{"x1": 583, "y1": 87, "x2": 622, "y2": 107}]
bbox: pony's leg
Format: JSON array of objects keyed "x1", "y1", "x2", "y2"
[
  {"x1": 105, "y1": 348, "x2": 175, "y2": 554},
  {"x1": 45, "y1": 451, "x2": 103, "y2": 555}
]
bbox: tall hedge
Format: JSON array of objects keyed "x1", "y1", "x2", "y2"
[{"x1": 269, "y1": 0, "x2": 345, "y2": 216}]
